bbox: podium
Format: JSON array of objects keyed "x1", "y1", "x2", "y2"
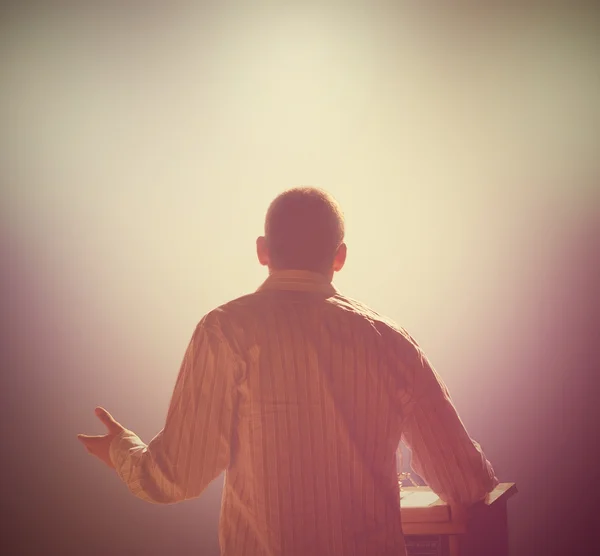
[{"x1": 400, "y1": 483, "x2": 517, "y2": 556}]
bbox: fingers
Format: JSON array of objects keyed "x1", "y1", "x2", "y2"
[
  {"x1": 78, "y1": 407, "x2": 124, "y2": 470},
  {"x1": 78, "y1": 434, "x2": 99, "y2": 441},
  {"x1": 94, "y1": 407, "x2": 122, "y2": 434},
  {"x1": 77, "y1": 434, "x2": 116, "y2": 469},
  {"x1": 77, "y1": 434, "x2": 102, "y2": 452}
]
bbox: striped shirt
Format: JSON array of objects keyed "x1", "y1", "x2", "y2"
[{"x1": 110, "y1": 270, "x2": 498, "y2": 556}]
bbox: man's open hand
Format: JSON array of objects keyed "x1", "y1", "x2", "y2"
[{"x1": 78, "y1": 407, "x2": 125, "y2": 469}]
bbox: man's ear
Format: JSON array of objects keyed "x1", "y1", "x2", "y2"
[
  {"x1": 332, "y1": 242, "x2": 347, "y2": 272},
  {"x1": 256, "y1": 236, "x2": 269, "y2": 266}
]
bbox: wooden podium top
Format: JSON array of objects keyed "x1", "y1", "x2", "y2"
[{"x1": 400, "y1": 482, "x2": 517, "y2": 535}]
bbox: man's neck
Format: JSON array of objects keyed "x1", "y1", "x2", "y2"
[{"x1": 268, "y1": 268, "x2": 334, "y2": 282}]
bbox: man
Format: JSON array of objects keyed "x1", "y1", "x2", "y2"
[{"x1": 79, "y1": 187, "x2": 498, "y2": 556}]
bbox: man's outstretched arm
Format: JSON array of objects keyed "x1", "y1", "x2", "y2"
[
  {"x1": 400, "y1": 338, "x2": 498, "y2": 507},
  {"x1": 79, "y1": 314, "x2": 238, "y2": 504}
]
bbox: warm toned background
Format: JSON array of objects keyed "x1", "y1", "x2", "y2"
[{"x1": 1, "y1": 2, "x2": 598, "y2": 555}]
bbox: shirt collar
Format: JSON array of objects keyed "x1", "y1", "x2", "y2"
[{"x1": 257, "y1": 270, "x2": 339, "y2": 296}]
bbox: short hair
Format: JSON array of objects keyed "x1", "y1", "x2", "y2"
[{"x1": 264, "y1": 187, "x2": 345, "y2": 273}]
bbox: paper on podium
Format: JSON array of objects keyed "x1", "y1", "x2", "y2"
[{"x1": 400, "y1": 489, "x2": 441, "y2": 507}]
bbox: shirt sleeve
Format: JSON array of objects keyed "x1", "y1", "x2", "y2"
[
  {"x1": 400, "y1": 338, "x2": 498, "y2": 506},
  {"x1": 109, "y1": 315, "x2": 238, "y2": 504}
]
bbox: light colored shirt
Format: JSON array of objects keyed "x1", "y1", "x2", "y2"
[{"x1": 111, "y1": 270, "x2": 498, "y2": 556}]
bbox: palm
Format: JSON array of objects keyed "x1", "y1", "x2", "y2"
[{"x1": 78, "y1": 407, "x2": 125, "y2": 469}]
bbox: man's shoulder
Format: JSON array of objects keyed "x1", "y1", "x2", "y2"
[
  {"x1": 199, "y1": 291, "x2": 415, "y2": 347},
  {"x1": 197, "y1": 292, "x2": 262, "y2": 328},
  {"x1": 329, "y1": 294, "x2": 412, "y2": 340}
]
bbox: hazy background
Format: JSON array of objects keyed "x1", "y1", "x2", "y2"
[{"x1": 1, "y1": 1, "x2": 598, "y2": 555}]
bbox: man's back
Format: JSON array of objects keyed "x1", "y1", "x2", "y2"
[
  {"x1": 217, "y1": 272, "x2": 412, "y2": 555},
  {"x1": 81, "y1": 189, "x2": 496, "y2": 556}
]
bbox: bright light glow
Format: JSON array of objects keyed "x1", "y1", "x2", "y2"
[{"x1": 1, "y1": 3, "x2": 598, "y2": 555}]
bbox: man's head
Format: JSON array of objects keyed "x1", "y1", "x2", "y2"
[{"x1": 256, "y1": 187, "x2": 347, "y2": 278}]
